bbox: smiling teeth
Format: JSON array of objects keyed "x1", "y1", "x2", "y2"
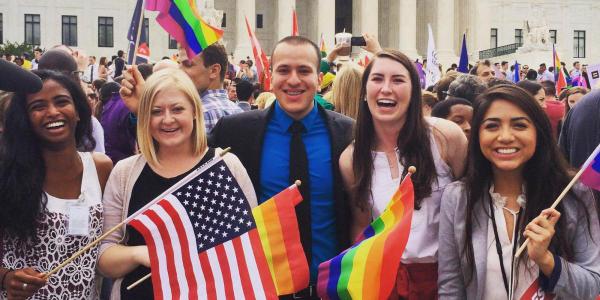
[
  {"x1": 287, "y1": 91, "x2": 302, "y2": 95},
  {"x1": 46, "y1": 121, "x2": 64, "y2": 128},
  {"x1": 497, "y1": 148, "x2": 517, "y2": 154},
  {"x1": 377, "y1": 99, "x2": 396, "y2": 104}
]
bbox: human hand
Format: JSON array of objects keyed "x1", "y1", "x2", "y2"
[
  {"x1": 524, "y1": 208, "x2": 561, "y2": 275},
  {"x1": 362, "y1": 33, "x2": 382, "y2": 54},
  {"x1": 327, "y1": 43, "x2": 346, "y2": 63},
  {"x1": 4, "y1": 268, "x2": 47, "y2": 300},
  {"x1": 119, "y1": 65, "x2": 145, "y2": 115},
  {"x1": 132, "y1": 246, "x2": 151, "y2": 268}
]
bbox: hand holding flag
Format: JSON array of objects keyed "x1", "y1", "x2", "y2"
[
  {"x1": 515, "y1": 143, "x2": 600, "y2": 258},
  {"x1": 317, "y1": 167, "x2": 416, "y2": 300}
]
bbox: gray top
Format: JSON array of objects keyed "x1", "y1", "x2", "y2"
[{"x1": 438, "y1": 181, "x2": 600, "y2": 300}]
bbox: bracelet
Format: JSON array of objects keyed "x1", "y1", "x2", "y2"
[{"x1": 0, "y1": 269, "x2": 12, "y2": 291}]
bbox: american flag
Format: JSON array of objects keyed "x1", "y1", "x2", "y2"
[{"x1": 129, "y1": 158, "x2": 277, "y2": 300}]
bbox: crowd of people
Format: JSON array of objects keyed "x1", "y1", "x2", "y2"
[{"x1": 0, "y1": 31, "x2": 599, "y2": 300}]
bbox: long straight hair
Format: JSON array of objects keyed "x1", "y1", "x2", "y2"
[
  {"x1": 462, "y1": 84, "x2": 585, "y2": 282},
  {"x1": 0, "y1": 70, "x2": 94, "y2": 239},
  {"x1": 352, "y1": 49, "x2": 436, "y2": 210}
]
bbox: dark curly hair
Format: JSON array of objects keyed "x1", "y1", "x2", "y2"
[{"x1": 0, "y1": 69, "x2": 95, "y2": 239}]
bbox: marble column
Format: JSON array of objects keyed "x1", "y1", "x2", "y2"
[
  {"x1": 275, "y1": 0, "x2": 295, "y2": 41},
  {"x1": 317, "y1": 0, "x2": 335, "y2": 52},
  {"x1": 435, "y1": 0, "x2": 457, "y2": 68},
  {"x1": 234, "y1": 0, "x2": 255, "y2": 61},
  {"x1": 353, "y1": 0, "x2": 378, "y2": 35},
  {"x1": 398, "y1": 0, "x2": 419, "y2": 59},
  {"x1": 473, "y1": 0, "x2": 491, "y2": 57}
]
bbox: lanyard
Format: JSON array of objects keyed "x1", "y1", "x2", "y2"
[{"x1": 489, "y1": 199, "x2": 522, "y2": 296}]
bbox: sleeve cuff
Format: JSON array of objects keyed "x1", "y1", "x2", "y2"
[{"x1": 539, "y1": 252, "x2": 562, "y2": 292}]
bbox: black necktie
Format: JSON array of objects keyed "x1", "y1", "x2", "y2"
[
  {"x1": 90, "y1": 65, "x2": 94, "y2": 82},
  {"x1": 288, "y1": 121, "x2": 311, "y2": 264}
]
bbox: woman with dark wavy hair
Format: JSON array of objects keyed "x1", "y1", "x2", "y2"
[
  {"x1": 339, "y1": 49, "x2": 468, "y2": 299},
  {"x1": 438, "y1": 85, "x2": 600, "y2": 299},
  {"x1": 0, "y1": 70, "x2": 112, "y2": 299}
]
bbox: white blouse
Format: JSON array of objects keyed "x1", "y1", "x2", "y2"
[
  {"x1": 483, "y1": 185, "x2": 538, "y2": 300},
  {"x1": 369, "y1": 133, "x2": 453, "y2": 264}
]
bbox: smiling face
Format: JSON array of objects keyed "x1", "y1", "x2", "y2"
[
  {"x1": 365, "y1": 57, "x2": 412, "y2": 126},
  {"x1": 26, "y1": 79, "x2": 79, "y2": 148},
  {"x1": 479, "y1": 99, "x2": 537, "y2": 177},
  {"x1": 149, "y1": 86, "x2": 196, "y2": 152},
  {"x1": 271, "y1": 42, "x2": 321, "y2": 120}
]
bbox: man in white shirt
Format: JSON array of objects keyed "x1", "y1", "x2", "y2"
[
  {"x1": 82, "y1": 56, "x2": 98, "y2": 83},
  {"x1": 537, "y1": 63, "x2": 554, "y2": 82}
]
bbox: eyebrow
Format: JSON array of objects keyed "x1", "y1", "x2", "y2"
[
  {"x1": 370, "y1": 72, "x2": 407, "y2": 78},
  {"x1": 482, "y1": 116, "x2": 531, "y2": 123}
]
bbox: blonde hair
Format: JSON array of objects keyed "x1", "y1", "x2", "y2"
[
  {"x1": 137, "y1": 68, "x2": 207, "y2": 166},
  {"x1": 255, "y1": 92, "x2": 276, "y2": 109},
  {"x1": 332, "y1": 63, "x2": 363, "y2": 119}
]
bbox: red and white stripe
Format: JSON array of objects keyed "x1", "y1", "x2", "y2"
[{"x1": 129, "y1": 194, "x2": 276, "y2": 300}]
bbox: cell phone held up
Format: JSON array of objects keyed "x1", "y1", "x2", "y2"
[{"x1": 351, "y1": 36, "x2": 366, "y2": 47}]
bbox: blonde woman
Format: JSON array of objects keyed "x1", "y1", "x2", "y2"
[
  {"x1": 98, "y1": 68, "x2": 257, "y2": 299},
  {"x1": 332, "y1": 63, "x2": 363, "y2": 120}
]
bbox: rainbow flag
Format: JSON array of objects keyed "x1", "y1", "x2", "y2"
[
  {"x1": 319, "y1": 33, "x2": 328, "y2": 56},
  {"x1": 253, "y1": 184, "x2": 309, "y2": 295},
  {"x1": 580, "y1": 143, "x2": 600, "y2": 191},
  {"x1": 317, "y1": 174, "x2": 415, "y2": 300},
  {"x1": 146, "y1": 0, "x2": 224, "y2": 59},
  {"x1": 553, "y1": 45, "x2": 567, "y2": 95}
]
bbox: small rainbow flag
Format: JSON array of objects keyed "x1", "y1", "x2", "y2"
[
  {"x1": 317, "y1": 173, "x2": 415, "y2": 300},
  {"x1": 580, "y1": 143, "x2": 600, "y2": 191},
  {"x1": 253, "y1": 184, "x2": 309, "y2": 295},
  {"x1": 553, "y1": 45, "x2": 567, "y2": 95},
  {"x1": 146, "y1": 0, "x2": 224, "y2": 59},
  {"x1": 320, "y1": 33, "x2": 328, "y2": 56}
]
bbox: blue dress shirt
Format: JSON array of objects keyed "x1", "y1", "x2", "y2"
[{"x1": 259, "y1": 100, "x2": 336, "y2": 282}]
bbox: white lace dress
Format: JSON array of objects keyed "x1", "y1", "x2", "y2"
[{"x1": 1, "y1": 152, "x2": 103, "y2": 299}]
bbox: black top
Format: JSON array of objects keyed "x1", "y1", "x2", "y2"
[
  {"x1": 120, "y1": 148, "x2": 215, "y2": 299},
  {"x1": 114, "y1": 57, "x2": 125, "y2": 78}
]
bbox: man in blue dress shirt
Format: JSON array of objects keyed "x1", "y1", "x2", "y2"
[{"x1": 209, "y1": 36, "x2": 354, "y2": 299}]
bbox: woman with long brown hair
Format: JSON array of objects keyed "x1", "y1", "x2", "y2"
[
  {"x1": 339, "y1": 49, "x2": 468, "y2": 299},
  {"x1": 438, "y1": 85, "x2": 600, "y2": 299}
]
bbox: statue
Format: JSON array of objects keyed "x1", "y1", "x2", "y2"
[
  {"x1": 197, "y1": 0, "x2": 223, "y2": 28},
  {"x1": 519, "y1": 0, "x2": 551, "y2": 52}
]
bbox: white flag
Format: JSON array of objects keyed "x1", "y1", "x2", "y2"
[
  {"x1": 586, "y1": 63, "x2": 600, "y2": 89},
  {"x1": 425, "y1": 24, "x2": 441, "y2": 88}
]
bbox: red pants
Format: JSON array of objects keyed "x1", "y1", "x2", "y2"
[{"x1": 391, "y1": 262, "x2": 438, "y2": 300}]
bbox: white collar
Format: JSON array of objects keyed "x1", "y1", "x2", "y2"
[{"x1": 489, "y1": 184, "x2": 526, "y2": 210}]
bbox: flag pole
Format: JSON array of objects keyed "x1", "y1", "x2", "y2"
[
  {"x1": 514, "y1": 162, "x2": 592, "y2": 258},
  {"x1": 43, "y1": 148, "x2": 232, "y2": 279},
  {"x1": 132, "y1": 0, "x2": 145, "y2": 65},
  {"x1": 126, "y1": 180, "x2": 305, "y2": 290}
]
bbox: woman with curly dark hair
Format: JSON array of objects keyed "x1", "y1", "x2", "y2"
[
  {"x1": 0, "y1": 70, "x2": 112, "y2": 299},
  {"x1": 438, "y1": 85, "x2": 600, "y2": 299},
  {"x1": 338, "y1": 49, "x2": 468, "y2": 299}
]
